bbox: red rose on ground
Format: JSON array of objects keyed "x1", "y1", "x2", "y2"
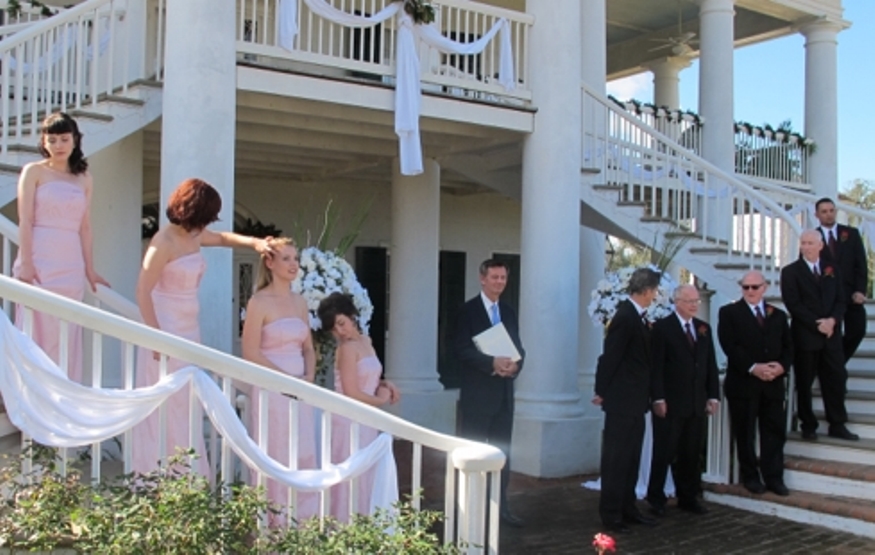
[{"x1": 593, "y1": 533, "x2": 617, "y2": 554}]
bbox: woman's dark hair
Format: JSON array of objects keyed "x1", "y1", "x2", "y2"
[
  {"x1": 317, "y1": 292, "x2": 359, "y2": 332},
  {"x1": 39, "y1": 112, "x2": 88, "y2": 175},
  {"x1": 165, "y1": 178, "x2": 222, "y2": 232}
]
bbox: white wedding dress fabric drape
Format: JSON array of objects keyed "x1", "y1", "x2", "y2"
[
  {"x1": 278, "y1": 0, "x2": 515, "y2": 175},
  {"x1": 0, "y1": 312, "x2": 397, "y2": 514},
  {"x1": 582, "y1": 412, "x2": 676, "y2": 499}
]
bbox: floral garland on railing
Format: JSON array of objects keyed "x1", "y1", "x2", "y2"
[
  {"x1": 588, "y1": 264, "x2": 677, "y2": 327},
  {"x1": 395, "y1": 0, "x2": 435, "y2": 25},
  {"x1": 734, "y1": 121, "x2": 814, "y2": 148},
  {"x1": 608, "y1": 95, "x2": 703, "y2": 125},
  {"x1": 5, "y1": 0, "x2": 56, "y2": 18}
]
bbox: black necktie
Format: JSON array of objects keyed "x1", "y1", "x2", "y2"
[
  {"x1": 755, "y1": 306, "x2": 765, "y2": 327},
  {"x1": 813, "y1": 264, "x2": 820, "y2": 281},
  {"x1": 828, "y1": 231, "x2": 838, "y2": 257},
  {"x1": 684, "y1": 322, "x2": 695, "y2": 349}
]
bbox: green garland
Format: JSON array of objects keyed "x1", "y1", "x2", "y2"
[
  {"x1": 608, "y1": 94, "x2": 702, "y2": 125},
  {"x1": 5, "y1": 0, "x2": 57, "y2": 18},
  {"x1": 396, "y1": 0, "x2": 435, "y2": 25}
]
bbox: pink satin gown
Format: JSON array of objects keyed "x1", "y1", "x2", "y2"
[
  {"x1": 330, "y1": 355, "x2": 382, "y2": 522},
  {"x1": 132, "y1": 252, "x2": 210, "y2": 476},
  {"x1": 13, "y1": 181, "x2": 87, "y2": 383},
  {"x1": 250, "y1": 317, "x2": 318, "y2": 523}
]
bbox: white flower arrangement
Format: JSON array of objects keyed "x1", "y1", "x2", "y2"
[{"x1": 587, "y1": 264, "x2": 677, "y2": 327}]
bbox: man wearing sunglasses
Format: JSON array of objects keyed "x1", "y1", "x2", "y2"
[
  {"x1": 781, "y1": 230, "x2": 858, "y2": 442},
  {"x1": 719, "y1": 271, "x2": 793, "y2": 496}
]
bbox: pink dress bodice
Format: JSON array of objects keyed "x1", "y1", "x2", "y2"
[
  {"x1": 334, "y1": 355, "x2": 383, "y2": 397},
  {"x1": 151, "y1": 252, "x2": 205, "y2": 343},
  {"x1": 260, "y1": 317, "x2": 308, "y2": 377},
  {"x1": 32, "y1": 181, "x2": 87, "y2": 232}
]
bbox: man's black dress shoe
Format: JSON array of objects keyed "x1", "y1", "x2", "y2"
[
  {"x1": 767, "y1": 482, "x2": 790, "y2": 496},
  {"x1": 828, "y1": 426, "x2": 860, "y2": 441},
  {"x1": 623, "y1": 512, "x2": 659, "y2": 526},
  {"x1": 743, "y1": 480, "x2": 766, "y2": 494},
  {"x1": 602, "y1": 521, "x2": 630, "y2": 534},
  {"x1": 678, "y1": 501, "x2": 709, "y2": 515},
  {"x1": 801, "y1": 430, "x2": 818, "y2": 440},
  {"x1": 500, "y1": 511, "x2": 524, "y2": 528}
]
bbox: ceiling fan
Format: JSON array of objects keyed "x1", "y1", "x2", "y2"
[{"x1": 648, "y1": 1, "x2": 699, "y2": 56}]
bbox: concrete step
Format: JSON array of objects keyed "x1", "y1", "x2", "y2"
[
  {"x1": 845, "y1": 369, "x2": 875, "y2": 392},
  {"x1": 813, "y1": 389, "x2": 875, "y2": 415},
  {"x1": 704, "y1": 482, "x2": 875, "y2": 538},
  {"x1": 785, "y1": 431, "x2": 875, "y2": 465},
  {"x1": 816, "y1": 412, "x2": 875, "y2": 440},
  {"x1": 784, "y1": 455, "x2": 875, "y2": 502},
  {"x1": 848, "y1": 351, "x2": 875, "y2": 373}
]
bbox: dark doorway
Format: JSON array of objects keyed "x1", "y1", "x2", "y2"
[
  {"x1": 438, "y1": 251, "x2": 467, "y2": 389},
  {"x1": 355, "y1": 246, "x2": 388, "y2": 364}
]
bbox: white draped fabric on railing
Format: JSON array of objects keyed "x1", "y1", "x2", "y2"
[
  {"x1": 278, "y1": 0, "x2": 515, "y2": 175},
  {"x1": 0, "y1": 312, "x2": 398, "y2": 513}
]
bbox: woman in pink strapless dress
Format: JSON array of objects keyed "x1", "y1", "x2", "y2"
[
  {"x1": 241, "y1": 237, "x2": 318, "y2": 524},
  {"x1": 13, "y1": 113, "x2": 109, "y2": 384},
  {"x1": 132, "y1": 178, "x2": 274, "y2": 476},
  {"x1": 317, "y1": 292, "x2": 400, "y2": 523}
]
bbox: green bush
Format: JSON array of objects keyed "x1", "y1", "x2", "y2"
[{"x1": 0, "y1": 446, "x2": 459, "y2": 554}]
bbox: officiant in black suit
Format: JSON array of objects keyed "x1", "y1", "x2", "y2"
[
  {"x1": 814, "y1": 197, "x2": 870, "y2": 362},
  {"x1": 594, "y1": 267, "x2": 661, "y2": 533},
  {"x1": 781, "y1": 229, "x2": 858, "y2": 441},
  {"x1": 647, "y1": 284, "x2": 720, "y2": 516},
  {"x1": 453, "y1": 258, "x2": 526, "y2": 527}
]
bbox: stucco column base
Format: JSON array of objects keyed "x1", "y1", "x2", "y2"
[
  {"x1": 512, "y1": 412, "x2": 597, "y2": 477},
  {"x1": 385, "y1": 389, "x2": 459, "y2": 435}
]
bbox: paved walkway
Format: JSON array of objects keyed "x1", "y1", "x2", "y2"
[{"x1": 499, "y1": 474, "x2": 875, "y2": 554}]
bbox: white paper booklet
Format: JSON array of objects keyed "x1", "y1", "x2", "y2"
[{"x1": 472, "y1": 323, "x2": 522, "y2": 362}]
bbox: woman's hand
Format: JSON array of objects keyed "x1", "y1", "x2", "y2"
[
  {"x1": 379, "y1": 380, "x2": 401, "y2": 404},
  {"x1": 252, "y1": 236, "x2": 276, "y2": 256},
  {"x1": 86, "y1": 268, "x2": 111, "y2": 292},
  {"x1": 17, "y1": 263, "x2": 40, "y2": 285},
  {"x1": 376, "y1": 385, "x2": 392, "y2": 405}
]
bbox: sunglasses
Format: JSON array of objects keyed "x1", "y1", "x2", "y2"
[{"x1": 741, "y1": 284, "x2": 764, "y2": 291}]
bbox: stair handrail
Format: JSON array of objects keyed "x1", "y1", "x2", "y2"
[
  {"x1": 0, "y1": 0, "x2": 116, "y2": 53},
  {"x1": 0, "y1": 272, "x2": 503, "y2": 550},
  {"x1": 0, "y1": 213, "x2": 140, "y2": 321},
  {"x1": 582, "y1": 80, "x2": 803, "y2": 241}
]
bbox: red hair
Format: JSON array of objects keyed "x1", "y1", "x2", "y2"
[{"x1": 165, "y1": 178, "x2": 222, "y2": 232}]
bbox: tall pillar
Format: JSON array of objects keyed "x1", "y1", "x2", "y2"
[
  {"x1": 647, "y1": 57, "x2": 692, "y2": 110},
  {"x1": 513, "y1": 0, "x2": 586, "y2": 478},
  {"x1": 697, "y1": 0, "x2": 735, "y2": 240},
  {"x1": 385, "y1": 158, "x2": 457, "y2": 434},
  {"x1": 160, "y1": 0, "x2": 236, "y2": 352},
  {"x1": 802, "y1": 19, "x2": 844, "y2": 197},
  {"x1": 577, "y1": 0, "x2": 608, "y2": 474}
]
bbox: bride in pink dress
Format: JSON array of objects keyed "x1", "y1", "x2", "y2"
[
  {"x1": 317, "y1": 292, "x2": 400, "y2": 522},
  {"x1": 13, "y1": 113, "x2": 109, "y2": 384},
  {"x1": 241, "y1": 237, "x2": 318, "y2": 524},
  {"x1": 132, "y1": 178, "x2": 273, "y2": 476}
]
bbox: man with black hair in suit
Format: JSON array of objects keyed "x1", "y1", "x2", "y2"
[
  {"x1": 781, "y1": 230, "x2": 858, "y2": 441},
  {"x1": 647, "y1": 284, "x2": 720, "y2": 516},
  {"x1": 594, "y1": 267, "x2": 661, "y2": 533},
  {"x1": 453, "y1": 259, "x2": 526, "y2": 527},
  {"x1": 719, "y1": 270, "x2": 793, "y2": 496},
  {"x1": 814, "y1": 197, "x2": 869, "y2": 362}
]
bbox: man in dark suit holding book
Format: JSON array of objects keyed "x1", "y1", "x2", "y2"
[
  {"x1": 594, "y1": 267, "x2": 661, "y2": 533},
  {"x1": 453, "y1": 258, "x2": 526, "y2": 527}
]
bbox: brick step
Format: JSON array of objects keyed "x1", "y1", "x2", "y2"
[
  {"x1": 784, "y1": 455, "x2": 875, "y2": 501},
  {"x1": 703, "y1": 482, "x2": 875, "y2": 538},
  {"x1": 785, "y1": 431, "x2": 875, "y2": 465}
]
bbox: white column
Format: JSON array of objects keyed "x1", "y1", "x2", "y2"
[
  {"x1": 385, "y1": 158, "x2": 457, "y2": 434},
  {"x1": 577, "y1": 0, "x2": 608, "y2": 474},
  {"x1": 697, "y1": 0, "x2": 735, "y2": 240},
  {"x1": 159, "y1": 0, "x2": 236, "y2": 352},
  {"x1": 802, "y1": 20, "x2": 844, "y2": 197},
  {"x1": 513, "y1": 0, "x2": 586, "y2": 478},
  {"x1": 647, "y1": 57, "x2": 691, "y2": 110}
]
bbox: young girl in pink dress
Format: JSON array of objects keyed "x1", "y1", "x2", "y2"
[
  {"x1": 132, "y1": 178, "x2": 273, "y2": 476},
  {"x1": 13, "y1": 113, "x2": 109, "y2": 384},
  {"x1": 317, "y1": 292, "x2": 400, "y2": 523},
  {"x1": 241, "y1": 237, "x2": 318, "y2": 523}
]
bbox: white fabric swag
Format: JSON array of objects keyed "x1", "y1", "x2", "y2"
[
  {"x1": 278, "y1": 0, "x2": 516, "y2": 176},
  {"x1": 0, "y1": 312, "x2": 398, "y2": 513}
]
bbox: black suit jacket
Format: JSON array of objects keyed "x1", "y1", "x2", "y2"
[
  {"x1": 818, "y1": 224, "x2": 869, "y2": 300},
  {"x1": 780, "y1": 258, "x2": 845, "y2": 351},
  {"x1": 650, "y1": 315, "x2": 720, "y2": 418},
  {"x1": 453, "y1": 295, "x2": 526, "y2": 416},
  {"x1": 718, "y1": 300, "x2": 793, "y2": 400},
  {"x1": 595, "y1": 299, "x2": 652, "y2": 415}
]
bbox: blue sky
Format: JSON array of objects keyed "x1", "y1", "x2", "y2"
[{"x1": 606, "y1": 0, "x2": 872, "y2": 190}]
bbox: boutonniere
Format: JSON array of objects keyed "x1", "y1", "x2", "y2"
[
  {"x1": 765, "y1": 305, "x2": 775, "y2": 317},
  {"x1": 823, "y1": 266, "x2": 835, "y2": 277},
  {"x1": 840, "y1": 230, "x2": 849, "y2": 242},
  {"x1": 697, "y1": 324, "x2": 708, "y2": 337}
]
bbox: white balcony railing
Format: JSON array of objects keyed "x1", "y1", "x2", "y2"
[{"x1": 236, "y1": 0, "x2": 533, "y2": 103}]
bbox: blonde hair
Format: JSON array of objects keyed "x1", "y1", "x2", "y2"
[{"x1": 254, "y1": 237, "x2": 297, "y2": 292}]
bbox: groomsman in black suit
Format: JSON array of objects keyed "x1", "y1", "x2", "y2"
[
  {"x1": 814, "y1": 197, "x2": 870, "y2": 362},
  {"x1": 647, "y1": 285, "x2": 720, "y2": 516},
  {"x1": 781, "y1": 230, "x2": 858, "y2": 441},
  {"x1": 718, "y1": 271, "x2": 793, "y2": 495},
  {"x1": 453, "y1": 259, "x2": 526, "y2": 527},
  {"x1": 594, "y1": 267, "x2": 661, "y2": 533}
]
